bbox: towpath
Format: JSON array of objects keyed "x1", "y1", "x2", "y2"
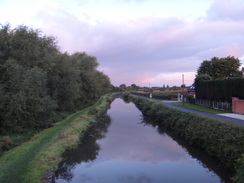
[{"x1": 132, "y1": 95, "x2": 244, "y2": 126}]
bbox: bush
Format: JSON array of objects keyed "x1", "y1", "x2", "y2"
[
  {"x1": 131, "y1": 92, "x2": 177, "y2": 100},
  {"x1": 121, "y1": 92, "x2": 133, "y2": 102},
  {"x1": 186, "y1": 95, "x2": 195, "y2": 104},
  {"x1": 133, "y1": 97, "x2": 244, "y2": 183},
  {"x1": 233, "y1": 155, "x2": 244, "y2": 183},
  {"x1": 0, "y1": 136, "x2": 13, "y2": 151}
]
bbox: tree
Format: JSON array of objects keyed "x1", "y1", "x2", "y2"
[
  {"x1": 197, "y1": 56, "x2": 242, "y2": 79},
  {"x1": 0, "y1": 59, "x2": 57, "y2": 131},
  {"x1": 130, "y1": 84, "x2": 138, "y2": 91},
  {"x1": 0, "y1": 24, "x2": 111, "y2": 134},
  {"x1": 119, "y1": 84, "x2": 127, "y2": 92}
]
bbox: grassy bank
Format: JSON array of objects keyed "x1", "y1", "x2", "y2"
[
  {"x1": 0, "y1": 95, "x2": 111, "y2": 183},
  {"x1": 173, "y1": 102, "x2": 226, "y2": 114},
  {"x1": 132, "y1": 97, "x2": 244, "y2": 183}
]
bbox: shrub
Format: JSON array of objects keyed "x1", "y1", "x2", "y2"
[
  {"x1": 121, "y1": 92, "x2": 133, "y2": 102},
  {"x1": 186, "y1": 95, "x2": 195, "y2": 104},
  {"x1": 233, "y1": 155, "x2": 244, "y2": 183},
  {"x1": 133, "y1": 97, "x2": 244, "y2": 183},
  {"x1": 0, "y1": 136, "x2": 13, "y2": 151},
  {"x1": 131, "y1": 92, "x2": 177, "y2": 100}
]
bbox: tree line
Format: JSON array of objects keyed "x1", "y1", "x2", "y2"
[
  {"x1": 195, "y1": 56, "x2": 244, "y2": 101},
  {"x1": 197, "y1": 56, "x2": 242, "y2": 79},
  {"x1": 0, "y1": 24, "x2": 111, "y2": 134}
]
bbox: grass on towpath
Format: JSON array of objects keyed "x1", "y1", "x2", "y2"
[
  {"x1": 173, "y1": 102, "x2": 227, "y2": 114},
  {"x1": 0, "y1": 95, "x2": 110, "y2": 183}
]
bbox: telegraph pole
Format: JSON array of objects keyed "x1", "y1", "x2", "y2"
[{"x1": 182, "y1": 74, "x2": 184, "y2": 105}]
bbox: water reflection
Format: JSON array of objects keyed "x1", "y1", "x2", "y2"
[
  {"x1": 55, "y1": 113, "x2": 111, "y2": 181},
  {"x1": 55, "y1": 99, "x2": 232, "y2": 183},
  {"x1": 141, "y1": 116, "x2": 233, "y2": 183}
]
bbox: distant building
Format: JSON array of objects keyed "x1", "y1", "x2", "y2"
[{"x1": 187, "y1": 83, "x2": 195, "y2": 95}]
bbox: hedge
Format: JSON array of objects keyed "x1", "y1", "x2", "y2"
[
  {"x1": 195, "y1": 78, "x2": 244, "y2": 102},
  {"x1": 131, "y1": 92, "x2": 177, "y2": 100},
  {"x1": 132, "y1": 97, "x2": 244, "y2": 183}
]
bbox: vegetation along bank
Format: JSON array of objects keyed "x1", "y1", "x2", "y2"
[
  {"x1": 0, "y1": 24, "x2": 111, "y2": 136},
  {"x1": 0, "y1": 24, "x2": 113, "y2": 182},
  {"x1": 132, "y1": 96, "x2": 244, "y2": 183},
  {"x1": 0, "y1": 95, "x2": 113, "y2": 183}
]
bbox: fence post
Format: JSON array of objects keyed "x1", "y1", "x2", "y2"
[{"x1": 232, "y1": 97, "x2": 238, "y2": 113}]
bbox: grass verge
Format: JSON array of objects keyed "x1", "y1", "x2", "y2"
[
  {"x1": 0, "y1": 95, "x2": 110, "y2": 183},
  {"x1": 173, "y1": 102, "x2": 227, "y2": 114}
]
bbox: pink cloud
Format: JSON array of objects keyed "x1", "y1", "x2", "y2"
[{"x1": 33, "y1": 2, "x2": 244, "y2": 86}]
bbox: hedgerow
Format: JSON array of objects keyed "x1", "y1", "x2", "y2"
[
  {"x1": 131, "y1": 92, "x2": 177, "y2": 100},
  {"x1": 132, "y1": 97, "x2": 244, "y2": 183}
]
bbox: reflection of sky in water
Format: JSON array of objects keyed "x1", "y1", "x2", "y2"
[
  {"x1": 71, "y1": 159, "x2": 220, "y2": 183},
  {"x1": 97, "y1": 99, "x2": 189, "y2": 163},
  {"x1": 56, "y1": 99, "x2": 224, "y2": 183}
]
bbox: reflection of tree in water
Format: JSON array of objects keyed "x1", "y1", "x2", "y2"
[
  {"x1": 55, "y1": 112, "x2": 111, "y2": 182},
  {"x1": 140, "y1": 116, "x2": 233, "y2": 183}
]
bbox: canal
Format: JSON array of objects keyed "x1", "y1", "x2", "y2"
[{"x1": 55, "y1": 98, "x2": 233, "y2": 183}]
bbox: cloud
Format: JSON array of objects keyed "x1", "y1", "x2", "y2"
[
  {"x1": 31, "y1": 0, "x2": 244, "y2": 86},
  {"x1": 207, "y1": 0, "x2": 244, "y2": 21}
]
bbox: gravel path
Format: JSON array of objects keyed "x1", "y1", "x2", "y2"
[{"x1": 133, "y1": 95, "x2": 244, "y2": 126}]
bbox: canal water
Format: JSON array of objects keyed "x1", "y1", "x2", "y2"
[{"x1": 55, "y1": 98, "x2": 232, "y2": 183}]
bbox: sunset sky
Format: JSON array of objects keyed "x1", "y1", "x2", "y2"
[{"x1": 1, "y1": 0, "x2": 244, "y2": 87}]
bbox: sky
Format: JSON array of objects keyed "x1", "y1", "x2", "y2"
[{"x1": 1, "y1": 0, "x2": 244, "y2": 87}]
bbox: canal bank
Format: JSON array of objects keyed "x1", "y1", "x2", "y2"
[
  {"x1": 55, "y1": 98, "x2": 234, "y2": 183},
  {"x1": 0, "y1": 95, "x2": 112, "y2": 183},
  {"x1": 131, "y1": 94, "x2": 244, "y2": 126},
  {"x1": 132, "y1": 96, "x2": 244, "y2": 183}
]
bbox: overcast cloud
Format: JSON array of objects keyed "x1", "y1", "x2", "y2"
[{"x1": 1, "y1": 0, "x2": 244, "y2": 86}]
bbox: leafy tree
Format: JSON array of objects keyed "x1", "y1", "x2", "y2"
[
  {"x1": 119, "y1": 84, "x2": 127, "y2": 92},
  {"x1": 197, "y1": 56, "x2": 242, "y2": 79},
  {"x1": 0, "y1": 24, "x2": 111, "y2": 134},
  {"x1": 130, "y1": 84, "x2": 138, "y2": 91},
  {"x1": 0, "y1": 59, "x2": 57, "y2": 131}
]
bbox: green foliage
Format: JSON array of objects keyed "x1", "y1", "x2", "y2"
[
  {"x1": 0, "y1": 24, "x2": 111, "y2": 134},
  {"x1": 186, "y1": 95, "x2": 195, "y2": 104},
  {"x1": 119, "y1": 84, "x2": 127, "y2": 91},
  {"x1": 174, "y1": 103, "x2": 226, "y2": 114},
  {"x1": 233, "y1": 155, "x2": 244, "y2": 183},
  {"x1": 195, "y1": 74, "x2": 212, "y2": 82},
  {"x1": 197, "y1": 56, "x2": 242, "y2": 79},
  {"x1": 130, "y1": 84, "x2": 139, "y2": 91},
  {"x1": 133, "y1": 97, "x2": 244, "y2": 182},
  {"x1": 121, "y1": 92, "x2": 133, "y2": 102},
  {"x1": 0, "y1": 136, "x2": 13, "y2": 151},
  {"x1": 131, "y1": 92, "x2": 177, "y2": 100},
  {"x1": 0, "y1": 95, "x2": 111, "y2": 183}
]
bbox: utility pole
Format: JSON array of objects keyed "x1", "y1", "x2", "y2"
[{"x1": 182, "y1": 74, "x2": 184, "y2": 105}]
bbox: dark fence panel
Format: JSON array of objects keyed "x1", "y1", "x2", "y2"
[{"x1": 195, "y1": 78, "x2": 244, "y2": 102}]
